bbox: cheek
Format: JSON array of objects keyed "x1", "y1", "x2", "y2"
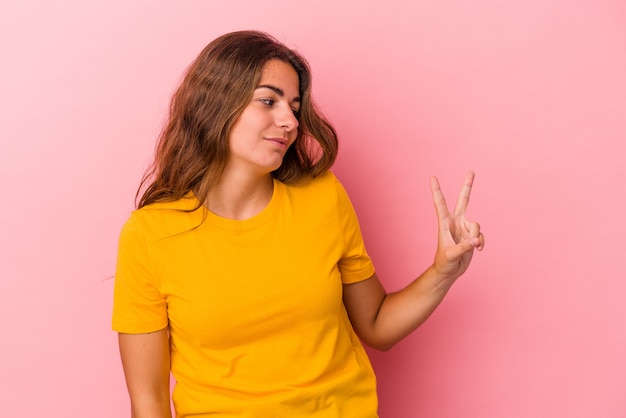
[
  {"x1": 288, "y1": 130, "x2": 299, "y2": 147},
  {"x1": 232, "y1": 106, "x2": 263, "y2": 129}
]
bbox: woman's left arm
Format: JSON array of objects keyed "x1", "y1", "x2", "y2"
[{"x1": 342, "y1": 171, "x2": 485, "y2": 351}]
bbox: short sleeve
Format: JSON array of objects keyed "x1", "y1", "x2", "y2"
[
  {"x1": 333, "y1": 175, "x2": 376, "y2": 284},
  {"x1": 112, "y1": 213, "x2": 168, "y2": 333}
]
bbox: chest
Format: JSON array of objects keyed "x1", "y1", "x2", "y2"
[{"x1": 152, "y1": 211, "x2": 345, "y2": 346}]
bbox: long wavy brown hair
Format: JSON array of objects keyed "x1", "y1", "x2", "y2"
[{"x1": 136, "y1": 31, "x2": 338, "y2": 209}]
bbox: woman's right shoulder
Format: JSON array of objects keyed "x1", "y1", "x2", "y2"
[{"x1": 121, "y1": 195, "x2": 204, "y2": 240}]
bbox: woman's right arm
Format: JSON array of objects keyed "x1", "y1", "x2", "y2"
[{"x1": 118, "y1": 328, "x2": 172, "y2": 418}]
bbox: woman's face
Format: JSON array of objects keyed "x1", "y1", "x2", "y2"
[{"x1": 227, "y1": 59, "x2": 300, "y2": 177}]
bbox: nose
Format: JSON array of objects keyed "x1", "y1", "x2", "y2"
[{"x1": 276, "y1": 105, "x2": 299, "y2": 132}]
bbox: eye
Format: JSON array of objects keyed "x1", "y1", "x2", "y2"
[
  {"x1": 259, "y1": 98, "x2": 274, "y2": 106},
  {"x1": 291, "y1": 107, "x2": 300, "y2": 116}
]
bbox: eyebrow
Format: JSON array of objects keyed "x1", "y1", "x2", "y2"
[{"x1": 256, "y1": 84, "x2": 301, "y2": 103}]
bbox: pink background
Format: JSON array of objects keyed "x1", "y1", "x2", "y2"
[{"x1": 1, "y1": 1, "x2": 625, "y2": 416}]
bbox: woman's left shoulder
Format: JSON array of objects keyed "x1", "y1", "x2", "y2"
[
  {"x1": 279, "y1": 171, "x2": 340, "y2": 204},
  {"x1": 289, "y1": 170, "x2": 341, "y2": 194}
]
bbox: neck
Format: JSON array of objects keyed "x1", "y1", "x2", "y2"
[{"x1": 206, "y1": 171, "x2": 274, "y2": 220}]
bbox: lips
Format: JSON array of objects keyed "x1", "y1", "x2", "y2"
[{"x1": 265, "y1": 137, "x2": 289, "y2": 149}]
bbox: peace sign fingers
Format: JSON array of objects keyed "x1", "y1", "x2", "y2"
[
  {"x1": 428, "y1": 171, "x2": 484, "y2": 279},
  {"x1": 453, "y1": 171, "x2": 475, "y2": 217},
  {"x1": 430, "y1": 175, "x2": 451, "y2": 221},
  {"x1": 430, "y1": 171, "x2": 476, "y2": 221}
]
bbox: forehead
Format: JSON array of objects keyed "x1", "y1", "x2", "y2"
[{"x1": 258, "y1": 59, "x2": 300, "y2": 96}]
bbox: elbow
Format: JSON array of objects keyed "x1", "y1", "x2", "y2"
[
  {"x1": 361, "y1": 336, "x2": 398, "y2": 352},
  {"x1": 372, "y1": 343, "x2": 395, "y2": 352},
  {"x1": 354, "y1": 324, "x2": 401, "y2": 352}
]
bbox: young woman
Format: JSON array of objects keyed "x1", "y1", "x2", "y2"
[{"x1": 113, "y1": 30, "x2": 484, "y2": 418}]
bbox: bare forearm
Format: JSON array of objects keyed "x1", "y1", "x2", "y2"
[{"x1": 369, "y1": 266, "x2": 457, "y2": 351}]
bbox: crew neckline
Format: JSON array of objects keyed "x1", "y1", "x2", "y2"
[{"x1": 196, "y1": 178, "x2": 284, "y2": 231}]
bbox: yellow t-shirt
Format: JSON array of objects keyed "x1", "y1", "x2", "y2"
[{"x1": 113, "y1": 171, "x2": 378, "y2": 417}]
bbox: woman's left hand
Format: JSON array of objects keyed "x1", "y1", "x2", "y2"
[
  {"x1": 342, "y1": 171, "x2": 485, "y2": 350},
  {"x1": 430, "y1": 171, "x2": 485, "y2": 281}
]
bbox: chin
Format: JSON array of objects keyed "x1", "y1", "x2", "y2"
[{"x1": 265, "y1": 157, "x2": 285, "y2": 173}]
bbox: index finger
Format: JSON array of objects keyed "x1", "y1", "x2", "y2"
[
  {"x1": 453, "y1": 171, "x2": 475, "y2": 217},
  {"x1": 430, "y1": 175, "x2": 450, "y2": 220}
]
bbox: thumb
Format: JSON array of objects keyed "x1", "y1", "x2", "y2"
[{"x1": 444, "y1": 238, "x2": 477, "y2": 261}]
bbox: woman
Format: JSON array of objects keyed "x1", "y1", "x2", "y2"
[{"x1": 113, "y1": 30, "x2": 484, "y2": 418}]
